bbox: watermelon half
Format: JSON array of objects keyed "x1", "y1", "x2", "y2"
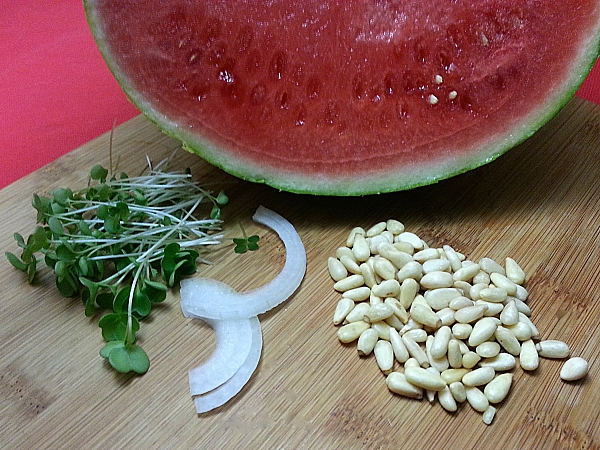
[{"x1": 84, "y1": 1, "x2": 600, "y2": 195}]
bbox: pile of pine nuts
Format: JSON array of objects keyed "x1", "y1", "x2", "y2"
[{"x1": 329, "y1": 220, "x2": 589, "y2": 425}]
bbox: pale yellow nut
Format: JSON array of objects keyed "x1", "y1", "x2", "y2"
[
  {"x1": 441, "y1": 368, "x2": 470, "y2": 384},
  {"x1": 399, "y1": 277, "x2": 420, "y2": 310},
  {"x1": 430, "y1": 326, "x2": 452, "y2": 360},
  {"x1": 333, "y1": 274, "x2": 364, "y2": 292},
  {"x1": 384, "y1": 297, "x2": 409, "y2": 324},
  {"x1": 475, "y1": 300, "x2": 504, "y2": 317},
  {"x1": 514, "y1": 284, "x2": 529, "y2": 302},
  {"x1": 403, "y1": 328, "x2": 428, "y2": 343},
  {"x1": 478, "y1": 257, "x2": 505, "y2": 276},
  {"x1": 443, "y1": 245, "x2": 463, "y2": 272},
  {"x1": 357, "y1": 328, "x2": 379, "y2": 356},
  {"x1": 413, "y1": 248, "x2": 442, "y2": 262},
  {"x1": 374, "y1": 340, "x2": 394, "y2": 374},
  {"x1": 513, "y1": 298, "x2": 531, "y2": 315},
  {"x1": 345, "y1": 227, "x2": 365, "y2": 247},
  {"x1": 469, "y1": 282, "x2": 489, "y2": 300},
  {"x1": 378, "y1": 242, "x2": 413, "y2": 269},
  {"x1": 438, "y1": 385, "x2": 458, "y2": 412},
  {"x1": 560, "y1": 357, "x2": 589, "y2": 381},
  {"x1": 371, "y1": 279, "x2": 401, "y2": 298},
  {"x1": 373, "y1": 257, "x2": 397, "y2": 281},
  {"x1": 465, "y1": 386, "x2": 490, "y2": 412},
  {"x1": 339, "y1": 254, "x2": 361, "y2": 274},
  {"x1": 479, "y1": 353, "x2": 516, "y2": 371},
  {"x1": 535, "y1": 340, "x2": 570, "y2": 359},
  {"x1": 453, "y1": 263, "x2": 481, "y2": 282},
  {"x1": 436, "y1": 307, "x2": 456, "y2": 327},
  {"x1": 424, "y1": 287, "x2": 462, "y2": 310},
  {"x1": 472, "y1": 271, "x2": 491, "y2": 286},
  {"x1": 453, "y1": 280, "x2": 473, "y2": 298},
  {"x1": 401, "y1": 334, "x2": 429, "y2": 367},
  {"x1": 500, "y1": 300, "x2": 520, "y2": 326},
  {"x1": 328, "y1": 257, "x2": 348, "y2": 281},
  {"x1": 366, "y1": 221, "x2": 387, "y2": 238},
  {"x1": 368, "y1": 234, "x2": 391, "y2": 254},
  {"x1": 484, "y1": 373, "x2": 513, "y2": 404},
  {"x1": 359, "y1": 262, "x2": 377, "y2": 288},
  {"x1": 337, "y1": 321, "x2": 370, "y2": 343},
  {"x1": 447, "y1": 339, "x2": 463, "y2": 369},
  {"x1": 404, "y1": 366, "x2": 447, "y2": 391},
  {"x1": 426, "y1": 335, "x2": 450, "y2": 372},
  {"x1": 462, "y1": 351, "x2": 481, "y2": 369},
  {"x1": 345, "y1": 303, "x2": 371, "y2": 323},
  {"x1": 342, "y1": 286, "x2": 371, "y2": 302},
  {"x1": 482, "y1": 405, "x2": 497, "y2": 425},
  {"x1": 505, "y1": 257, "x2": 526, "y2": 285},
  {"x1": 452, "y1": 323, "x2": 473, "y2": 340},
  {"x1": 384, "y1": 314, "x2": 404, "y2": 331},
  {"x1": 385, "y1": 219, "x2": 405, "y2": 235},
  {"x1": 397, "y1": 261, "x2": 423, "y2": 283},
  {"x1": 454, "y1": 305, "x2": 487, "y2": 324},
  {"x1": 411, "y1": 303, "x2": 442, "y2": 329},
  {"x1": 449, "y1": 381, "x2": 467, "y2": 403},
  {"x1": 420, "y1": 271, "x2": 454, "y2": 289},
  {"x1": 490, "y1": 272, "x2": 518, "y2": 296},
  {"x1": 333, "y1": 298, "x2": 355, "y2": 325},
  {"x1": 448, "y1": 296, "x2": 474, "y2": 310},
  {"x1": 462, "y1": 366, "x2": 495, "y2": 387},
  {"x1": 352, "y1": 234, "x2": 371, "y2": 262},
  {"x1": 371, "y1": 321, "x2": 393, "y2": 341},
  {"x1": 393, "y1": 241, "x2": 414, "y2": 254},
  {"x1": 519, "y1": 339, "x2": 539, "y2": 371},
  {"x1": 397, "y1": 231, "x2": 424, "y2": 250},
  {"x1": 389, "y1": 327, "x2": 410, "y2": 363},
  {"x1": 479, "y1": 286, "x2": 508, "y2": 303},
  {"x1": 369, "y1": 292, "x2": 383, "y2": 306},
  {"x1": 475, "y1": 341, "x2": 501, "y2": 358},
  {"x1": 335, "y1": 246, "x2": 355, "y2": 261},
  {"x1": 422, "y1": 258, "x2": 452, "y2": 274},
  {"x1": 518, "y1": 312, "x2": 540, "y2": 339},
  {"x1": 505, "y1": 321, "x2": 533, "y2": 341},
  {"x1": 495, "y1": 326, "x2": 521, "y2": 356},
  {"x1": 468, "y1": 317, "x2": 498, "y2": 347},
  {"x1": 386, "y1": 372, "x2": 423, "y2": 399},
  {"x1": 364, "y1": 302, "x2": 394, "y2": 323}
]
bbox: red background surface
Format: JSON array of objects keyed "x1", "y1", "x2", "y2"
[{"x1": 2, "y1": 1, "x2": 600, "y2": 189}]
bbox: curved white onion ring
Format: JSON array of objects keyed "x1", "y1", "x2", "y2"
[
  {"x1": 180, "y1": 206, "x2": 305, "y2": 414},
  {"x1": 193, "y1": 316, "x2": 262, "y2": 414},
  {"x1": 180, "y1": 205, "x2": 307, "y2": 320},
  {"x1": 184, "y1": 317, "x2": 254, "y2": 396}
]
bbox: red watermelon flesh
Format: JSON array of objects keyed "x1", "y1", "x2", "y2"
[{"x1": 84, "y1": 1, "x2": 600, "y2": 195}]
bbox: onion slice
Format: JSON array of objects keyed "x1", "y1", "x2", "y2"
[
  {"x1": 185, "y1": 317, "x2": 254, "y2": 396},
  {"x1": 180, "y1": 205, "x2": 306, "y2": 320},
  {"x1": 193, "y1": 316, "x2": 263, "y2": 414}
]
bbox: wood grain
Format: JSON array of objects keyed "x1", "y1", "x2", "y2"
[{"x1": 1, "y1": 97, "x2": 600, "y2": 449}]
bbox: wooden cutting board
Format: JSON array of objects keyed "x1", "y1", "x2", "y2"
[{"x1": 1, "y1": 97, "x2": 599, "y2": 450}]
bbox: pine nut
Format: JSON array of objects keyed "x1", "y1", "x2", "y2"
[
  {"x1": 368, "y1": 234, "x2": 390, "y2": 254},
  {"x1": 505, "y1": 321, "x2": 533, "y2": 341},
  {"x1": 448, "y1": 339, "x2": 463, "y2": 368},
  {"x1": 360, "y1": 262, "x2": 377, "y2": 288},
  {"x1": 389, "y1": 328, "x2": 410, "y2": 362},
  {"x1": 374, "y1": 340, "x2": 394, "y2": 374},
  {"x1": 425, "y1": 367, "x2": 440, "y2": 403},
  {"x1": 479, "y1": 257, "x2": 505, "y2": 276},
  {"x1": 436, "y1": 307, "x2": 456, "y2": 327},
  {"x1": 422, "y1": 258, "x2": 452, "y2": 274},
  {"x1": 452, "y1": 323, "x2": 472, "y2": 340},
  {"x1": 479, "y1": 353, "x2": 516, "y2": 371},
  {"x1": 424, "y1": 288, "x2": 462, "y2": 310},
  {"x1": 505, "y1": 257, "x2": 526, "y2": 284},
  {"x1": 397, "y1": 232, "x2": 424, "y2": 250},
  {"x1": 518, "y1": 312, "x2": 540, "y2": 339},
  {"x1": 384, "y1": 297, "x2": 409, "y2": 324},
  {"x1": 472, "y1": 271, "x2": 491, "y2": 285},
  {"x1": 338, "y1": 321, "x2": 370, "y2": 343},
  {"x1": 453, "y1": 263, "x2": 481, "y2": 282},
  {"x1": 366, "y1": 221, "x2": 387, "y2": 237},
  {"x1": 413, "y1": 248, "x2": 442, "y2": 262},
  {"x1": 462, "y1": 366, "x2": 495, "y2": 387},
  {"x1": 426, "y1": 335, "x2": 450, "y2": 372},
  {"x1": 476, "y1": 341, "x2": 501, "y2": 358},
  {"x1": 420, "y1": 271, "x2": 454, "y2": 289},
  {"x1": 378, "y1": 243, "x2": 413, "y2": 268},
  {"x1": 475, "y1": 300, "x2": 504, "y2": 317},
  {"x1": 386, "y1": 372, "x2": 423, "y2": 399},
  {"x1": 479, "y1": 286, "x2": 508, "y2": 303},
  {"x1": 468, "y1": 317, "x2": 498, "y2": 347},
  {"x1": 513, "y1": 298, "x2": 531, "y2": 315},
  {"x1": 484, "y1": 373, "x2": 513, "y2": 404},
  {"x1": 333, "y1": 274, "x2": 364, "y2": 292},
  {"x1": 373, "y1": 257, "x2": 397, "y2": 281},
  {"x1": 500, "y1": 300, "x2": 519, "y2": 326},
  {"x1": 357, "y1": 328, "x2": 379, "y2": 356},
  {"x1": 404, "y1": 328, "x2": 428, "y2": 343},
  {"x1": 441, "y1": 368, "x2": 470, "y2": 384},
  {"x1": 333, "y1": 298, "x2": 355, "y2": 325},
  {"x1": 482, "y1": 405, "x2": 496, "y2": 425},
  {"x1": 443, "y1": 245, "x2": 463, "y2": 272},
  {"x1": 401, "y1": 335, "x2": 429, "y2": 367},
  {"x1": 462, "y1": 351, "x2": 481, "y2": 369},
  {"x1": 410, "y1": 303, "x2": 442, "y2": 329},
  {"x1": 430, "y1": 326, "x2": 452, "y2": 359},
  {"x1": 490, "y1": 272, "x2": 517, "y2": 296},
  {"x1": 372, "y1": 321, "x2": 393, "y2": 340},
  {"x1": 363, "y1": 302, "x2": 394, "y2": 323},
  {"x1": 336, "y1": 246, "x2": 355, "y2": 261},
  {"x1": 397, "y1": 261, "x2": 423, "y2": 282},
  {"x1": 519, "y1": 339, "x2": 539, "y2": 371},
  {"x1": 386, "y1": 219, "x2": 405, "y2": 235},
  {"x1": 448, "y1": 296, "x2": 474, "y2": 310},
  {"x1": 514, "y1": 284, "x2": 529, "y2": 301},
  {"x1": 404, "y1": 366, "x2": 446, "y2": 391},
  {"x1": 346, "y1": 227, "x2": 365, "y2": 247},
  {"x1": 371, "y1": 279, "x2": 401, "y2": 298},
  {"x1": 495, "y1": 326, "x2": 521, "y2": 356},
  {"x1": 345, "y1": 303, "x2": 371, "y2": 323},
  {"x1": 449, "y1": 381, "x2": 467, "y2": 403},
  {"x1": 469, "y1": 282, "x2": 489, "y2": 300},
  {"x1": 438, "y1": 385, "x2": 458, "y2": 412},
  {"x1": 453, "y1": 280, "x2": 473, "y2": 298},
  {"x1": 385, "y1": 313, "x2": 404, "y2": 330},
  {"x1": 340, "y1": 254, "x2": 361, "y2": 274},
  {"x1": 399, "y1": 277, "x2": 419, "y2": 309},
  {"x1": 454, "y1": 305, "x2": 487, "y2": 324},
  {"x1": 560, "y1": 357, "x2": 589, "y2": 381},
  {"x1": 328, "y1": 257, "x2": 348, "y2": 281},
  {"x1": 352, "y1": 234, "x2": 371, "y2": 262},
  {"x1": 393, "y1": 241, "x2": 414, "y2": 255},
  {"x1": 341, "y1": 286, "x2": 371, "y2": 302},
  {"x1": 535, "y1": 340, "x2": 570, "y2": 359},
  {"x1": 465, "y1": 386, "x2": 489, "y2": 412}
]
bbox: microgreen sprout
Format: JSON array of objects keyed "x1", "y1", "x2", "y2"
[
  {"x1": 233, "y1": 221, "x2": 260, "y2": 254},
  {"x1": 6, "y1": 160, "x2": 228, "y2": 374}
]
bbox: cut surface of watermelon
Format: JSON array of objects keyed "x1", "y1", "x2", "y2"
[{"x1": 84, "y1": 1, "x2": 600, "y2": 195}]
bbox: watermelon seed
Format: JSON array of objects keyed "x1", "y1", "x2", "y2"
[{"x1": 449, "y1": 91, "x2": 458, "y2": 100}]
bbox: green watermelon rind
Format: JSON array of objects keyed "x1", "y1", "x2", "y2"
[{"x1": 84, "y1": 3, "x2": 600, "y2": 196}]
